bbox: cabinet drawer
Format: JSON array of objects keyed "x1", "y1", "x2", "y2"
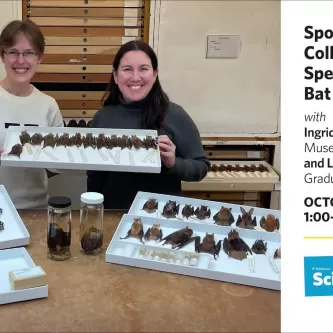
[
  {"x1": 204, "y1": 150, "x2": 266, "y2": 159},
  {"x1": 58, "y1": 100, "x2": 102, "y2": 109},
  {"x1": 182, "y1": 191, "x2": 266, "y2": 208},
  {"x1": 42, "y1": 54, "x2": 115, "y2": 64},
  {"x1": 45, "y1": 36, "x2": 139, "y2": 46},
  {"x1": 183, "y1": 192, "x2": 256, "y2": 201},
  {"x1": 32, "y1": 82, "x2": 108, "y2": 92},
  {"x1": 31, "y1": 17, "x2": 141, "y2": 27},
  {"x1": 29, "y1": 0, "x2": 142, "y2": 8},
  {"x1": 45, "y1": 45, "x2": 120, "y2": 54},
  {"x1": 38, "y1": 64, "x2": 113, "y2": 74},
  {"x1": 33, "y1": 73, "x2": 110, "y2": 83},
  {"x1": 44, "y1": 91, "x2": 105, "y2": 100},
  {"x1": 28, "y1": 7, "x2": 140, "y2": 17},
  {"x1": 40, "y1": 27, "x2": 126, "y2": 37},
  {"x1": 61, "y1": 110, "x2": 97, "y2": 118},
  {"x1": 204, "y1": 148, "x2": 267, "y2": 160}
]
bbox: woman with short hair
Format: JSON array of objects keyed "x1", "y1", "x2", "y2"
[{"x1": 0, "y1": 20, "x2": 63, "y2": 209}]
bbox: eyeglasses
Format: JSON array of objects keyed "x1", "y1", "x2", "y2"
[{"x1": 4, "y1": 50, "x2": 38, "y2": 58}]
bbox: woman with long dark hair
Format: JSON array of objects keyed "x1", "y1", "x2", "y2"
[{"x1": 87, "y1": 41, "x2": 210, "y2": 209}]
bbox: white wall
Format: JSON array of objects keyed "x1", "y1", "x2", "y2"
[{"x1": 150, "y1": 0, "x2": 280, "y2": 136}]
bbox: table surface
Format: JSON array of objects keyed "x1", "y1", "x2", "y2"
[{"x1": 2, "y1": 210, "x2": 280, "y2": 333}]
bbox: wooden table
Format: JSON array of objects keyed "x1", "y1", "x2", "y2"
[{"x1": 2, "y1": 210, "x2": 280, "y2": 332}]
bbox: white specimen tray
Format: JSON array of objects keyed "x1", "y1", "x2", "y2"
[
  {"x1": 205, "y1": 160, "x2": 279, "y2": 182},
  {"x1": 128, "y1": 191, "x2": 281, "y2": 233},
  {"x1": 0, "y1": 185, "x2": 30, "y2": 250},
  {"x1": 1, "y1": 126, "x2": 161, "y2": 173},
  {"x1": 105, "y1": 214, "x2": 281, "y2": 290},
  {"x1": 181, "y1": 160, "x2": 280, "y2": 192},
  {"x1": 0, "y1": 247, "x2": 48, "y2": 305}
]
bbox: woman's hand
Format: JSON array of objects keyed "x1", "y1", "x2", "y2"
[{"x1": 158, "y1": 135, "x2": 176, "y2": 168}]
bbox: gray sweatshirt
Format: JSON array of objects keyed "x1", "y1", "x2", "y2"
[{"x1": 87, "y1": 98, "x2": 210, "y2": 209}]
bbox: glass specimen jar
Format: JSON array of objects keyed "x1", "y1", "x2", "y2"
[
  {"x1": 79, "y1": 192, "x2": 104, "y2": 255},
  {"x1": 47, "y1": 196, "x2": 72, "y2": 261}
]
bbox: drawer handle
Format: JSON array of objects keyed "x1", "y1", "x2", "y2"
[
  {"x1": 82, "y1": 57, "x2": 87, "y2": 62},
  {"x1": 82, "y1": 111, "x2": 87, "y2": 115},
  {"x1": 83, "y1": 48, "x2": 87, "y2": 52},
  {"x1": 83, "y1": 28, "x2": 87, "y2": 33},
  {"x1": 83, "y1": 38, "x2": 87, "y2": 43},
  {"x1": 82, "y1": 93, "x2": 86, "y2": 97},
  {"x1": 82, "y1": 66, "x2": 86, "y2": 70},
  {"x1": 82, "y1": 75, "x2": 86, "y2": 80},
  {"x1": 83, "y1": 102, "x2": 86, "y2": 106},
  {"x1": 84, "y1": 9, "x2": 88, "y2": 14},
  {"x1": 84, "y1": 0, "x2": 88, "y2": 4},
  {"x1": 83, "y1": 19, "x2": 88, "y2": 23}
]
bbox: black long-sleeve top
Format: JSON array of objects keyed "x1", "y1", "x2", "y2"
[{"x1": 87, "y1": 98, "x2": 210, "y2": 209}]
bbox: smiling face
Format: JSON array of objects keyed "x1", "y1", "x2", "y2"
[
  {"x1": 1, "y1": 33, "x2": 42, "y2": 86},
  {"x1": 114, "y1": 50, "x2": 158, "y2": 103}
]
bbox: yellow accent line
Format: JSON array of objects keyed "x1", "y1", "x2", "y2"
[{"x1": 304, "y1": 236, "x2": 333, "y2": 239}]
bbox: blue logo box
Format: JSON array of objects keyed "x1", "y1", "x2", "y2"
[{"x1": 304, "y1": 256, "x2": 333, "y2": 297}]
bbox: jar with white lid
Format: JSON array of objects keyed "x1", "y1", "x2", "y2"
[{"x1": 79, "y1": 192, "x2": 104, "y2": 255}]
